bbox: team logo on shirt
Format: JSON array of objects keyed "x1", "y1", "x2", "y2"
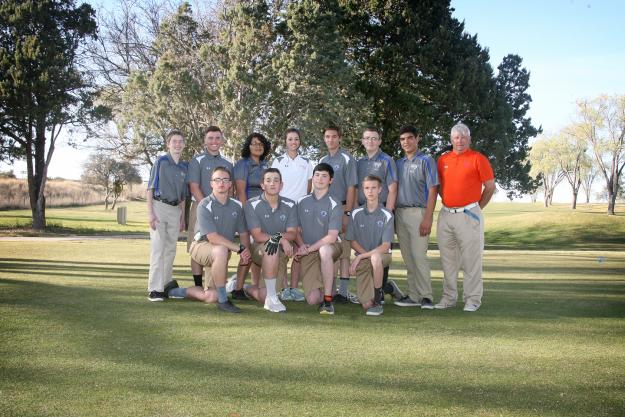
[
  {"x1": 359, "y1": 223, "x2": 364, "y2": 228},
  {"x1": 280, "y1": 214, "x2": 286, "y2": 221},
  {"x1": 232, "y1": 212, "x2": 238, "y2": 218},
  {"x1": 373, "y1": 162, "x2": 382, "y2": 169},
  {"x1": 334, "y1": 164, "x2": 340, "y2": 170},
  {"x1": 264, "y1": 214, "x2": 270, "y2": 218},
  {"x1": 320, "y1": 210, "x2": 328, "y2": 217},
  {"x1": 377, "y1": 220, "x2": 384, "y2": 228}
]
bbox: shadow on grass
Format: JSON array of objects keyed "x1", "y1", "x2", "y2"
[{"x1": 2, "y1": 277, "x2": 624, "y2": 416}]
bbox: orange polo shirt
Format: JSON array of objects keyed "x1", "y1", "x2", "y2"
[{"x1": 438, "y1": 149, "x2": 494, "y2": 207}]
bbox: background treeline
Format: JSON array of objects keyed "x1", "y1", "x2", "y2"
[{"x1": 90, "y1": 0, "x2": 538, "y2": 199}]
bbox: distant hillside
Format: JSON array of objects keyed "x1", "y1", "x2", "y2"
[{"x1": 0, "y1": 178, "x2": 147, "y2": 210}]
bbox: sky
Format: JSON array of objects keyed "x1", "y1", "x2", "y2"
[{"x1": 3, "y1": 0, "x2": 624, "y2": 200}]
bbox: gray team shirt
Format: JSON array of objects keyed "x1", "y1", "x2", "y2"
[
  {"x1": 187, "y1": 152, "x2": 233, "y2": 199},
  {"x1": 244, "y1": 194, "x2": 298, "y2": 235},
  {"x1": 196, "y1": 194, "x2": 247, "y2": 242},
  {"x1": 346, "y1": 205, "x2": 394, "y2": 254},
  {"x1": 297, "y1": 192, "x2": 343, "y2": 245},
  {"x1": 396, "y1": 152, "x2": 439, "y2": 208},
  {"x1": 234, "y1": 157, "x2": 270, "y2": 200},
  {"x1": 148, "y1": 153, "x2": 188, "y2": 203},
  {"x1": 356, "y1": 150, "x2": 397, "y2": 205},
  {"x1": 320, "y1": 149, "x2": 358, "y2": 203}
]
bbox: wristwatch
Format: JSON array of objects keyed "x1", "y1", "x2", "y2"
[
  {"x1": 237, "y1": 244, "x2": 245, "y2": 254},
  {"x1": 344, "y1": 211, "x2": 351, "y2": 216}
]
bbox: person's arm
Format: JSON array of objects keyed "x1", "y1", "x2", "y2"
[
  {"x1": 307, "y1": 179, "x2": 312, "y2": 194},
  {"x1": 178, "y1": 200, "x2": 186, "y2": 232},
  {"x1": 345, "y1": 185, "x2": 356, "y2": 211},
  {"x1": 235, "y1": 179, "x2": 247, "y2": 204},
  {"x1": 419, "y1": 185, "x2": 438, "y2": 236},
  {"x1": 189, "y1": 182, "x2": 204, "y2": 202},
  {"x1": 147, "y1": 189, "x2": 158, "y2": 230},
  {"x1": 479, "y1": 179, "x2": 496, "y2": 209},
  {"x1": 307, "y1": 229, "x2": 339, "y2": 253},
  {"x1": 386, "y1": 182, "x2": 397, "y2": 211}
]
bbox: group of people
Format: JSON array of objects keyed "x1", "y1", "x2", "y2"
[{"x1": 146, "y1": 122, "x2": 495, "y2": 316}]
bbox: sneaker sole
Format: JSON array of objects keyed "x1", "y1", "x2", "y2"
[
  {"x1": 148, "y1": 297, "x2": 165, "y2": 302},
  {"x1": 365, "y1": 311, "x2": 383, "y2": 316},
  {"x1": 434, "y1": 305, "x2": 456, "y2": 309},
  {"x1": 421, "y1": 305, "x2": 434, "y2": 310},
  {"x1": 394, "y1": 302, "x2": 421, "y2": 307},
  {"x1": 319, "y1": 310, "x2": 334, "y2": 315}
]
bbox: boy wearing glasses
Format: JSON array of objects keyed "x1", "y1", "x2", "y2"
[
  {"x1": 242, "y1": 168, "x2": 298, "y2": 313},
  {"x1": 167, "y1": 167, "x2": 252, "y2": 313}
]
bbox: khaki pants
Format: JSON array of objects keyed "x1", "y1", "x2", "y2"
[
  {"x1": 436, "y1": 206, "x2": 484, "y2": 306},
  {"x1": 189, "y1": 241, "x2": 231, "y2": 289},
  {"x1": 148, "y1": 200, "x2": 181, "y2": 292},
  {"x1": 355, "y1": 254, "x2": 392, "y2": 305},
  {"x1": 251, "y1": 242, "x2": 288, "y2": 291},
  {"x1": 300, "y1": 242, "x2": 342, "y2": 297},
  {"x1": 186, "y1": 200, "x2": 199, "y2": 251},
  {"x1": 395, "y1": 207, "x2": 432, "y2": 301}
]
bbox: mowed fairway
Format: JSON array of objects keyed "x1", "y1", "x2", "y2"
[{"x1": 1, "y1": 203, "x2": 625, "y2": 416}]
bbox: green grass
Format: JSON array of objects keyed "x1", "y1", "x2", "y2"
[
  {"x1": 1, "y1": 240, "x2": 624, "y2": 416},
  {"x1": 2, "y1": 202, "x2": 625, "y2": 250}
]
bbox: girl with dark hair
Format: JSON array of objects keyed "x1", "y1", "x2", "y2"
[{"x1": 234, "y1": 133, "x2": 271, "y2": 202}]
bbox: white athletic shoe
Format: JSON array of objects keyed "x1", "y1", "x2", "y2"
[
  {"x1": 226, "y1": 274, "x2": 237, "y2": 293},
  {"x1": 463, "y1": 303, "x2": 480, "y2": 312},
  {"x1": 264, "y1": 295, "x2": 287, "y2": 313}
]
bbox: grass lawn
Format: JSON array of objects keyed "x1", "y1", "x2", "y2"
[{"x1": 1, "y1": 239, "x2": 624, "y2": 416}]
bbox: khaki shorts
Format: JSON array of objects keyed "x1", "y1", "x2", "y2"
[
  {"x1": 251, "y1": 242, "x2": 289, "y2": 290},
  {"x1": 355, "y1": 254, "x2": 392, "y2": 305},
  {"x1": 339, "y1": 234, "x2": 351, "y2": 260},
  {"x1": 187, "y1": 200, "x2": 199, "y2": 251},
  {"x1": 189, "y1": 240, "x2": 231, "y2": 289},
  {"x1": 300, "y1": 242, "x2": 342, "y2": 297}
]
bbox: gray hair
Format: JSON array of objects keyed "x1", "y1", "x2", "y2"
[{"x1": 451, "y1": 123, "x2": 471, "y2": 139}]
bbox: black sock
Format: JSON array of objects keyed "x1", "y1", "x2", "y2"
[
  {"x1": 374, "y1": 287, "x2": 383, "y2": 304},
  {"x1": 193, "y1": 274, "x2": 203, "y2": 287},
  {"x1": 382, "y1": 266, "x2": 389, "y2": 292}
]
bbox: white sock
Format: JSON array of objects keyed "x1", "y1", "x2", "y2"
[{"x1": 265, "y1": 278, "x2": 277, "y2": 298}]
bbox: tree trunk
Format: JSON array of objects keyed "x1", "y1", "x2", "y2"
[{"x1": 571, "y1": 191, "x2": 578, "y2": 209}]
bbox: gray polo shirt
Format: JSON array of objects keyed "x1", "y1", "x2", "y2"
[
  {"x1": 356, "y1": 150, "x2": 397, "y2": 205},
  {"x1": 346, "y1": 205, "x2": 394, "y2": 254},
  {"x1": 196, "y1": 194, "x2": 247, "y2": 241},
  {"x1": 244, "y1": 194, "x2": 298, "y2": 235},
  {"x1": 234, "y1": 157, "x2": 269, "y2": 200},
  {"x1": 396, "y1": 152, "x2": 439, "y2": 208},
  {"x1": 187, "y1": 152, "x2": 233, "y2": 199},
  {"x1": 296, "y1": 192, "x2": 343, "y2": 245},
  {"x1": 320, "y1": 149, "x2": 358, "y2": 203},
  {"x1": 148, "y1": 153, "x2": 188, "y2": 203}
]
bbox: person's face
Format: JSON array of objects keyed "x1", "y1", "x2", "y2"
[
  {"x1": 167, "y1": 134, "x2": 185, "y2": 156},
  {"x1": 285, "y1": 132, "x2": 300, "y2": 153},
  {"x1": 210, "y1": 171, "x2": 232, "y2": 194},
  {"x1": 204, "y1": 131, "x2": 223, "y2": 155},
  {"x1": 261, "y1": 172, "x2": 282, "y2": 196},
  {"x1": 324, "y1": 129, "x2": 341, "y2": 152},
  {"x1": 361, "y1": 130, "x2": 381, "y2": 153},
  {"x1": 250, "y1": 137, "x2": 265, "y2": 158},
  {"x1": 399, "y1": 132, "x2": 420, "y2": 155},
  {"x1": 312, "y1": 170, "x2": 332, "y2": 191},
  {"x1": 362, "y1": 180, "x2": 382, "y2": 201},
  {"x1": 451, "y1": 131, "x2": 471, "y2": 154}
]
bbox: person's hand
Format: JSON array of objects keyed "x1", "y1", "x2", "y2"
[
  {"x1": 281, "y1": 239, "x2": 293, "y2": 257},
  {"x1": 179, "y1": 217, "x2": 186, "y2": 233},
  {"x1": 296, "y1": 244, "x2": 310, "y2": 257},
  {"x1": 349, "y1": 255, "x2": 361, "y2": 276},
  {"x1": 149, "y1": 213, "x2": 159, "y2": 230},
  {"x1": 419, "y1": 217, "x2": 433, "y2": 236},
  {"x1": 265, "y1": 233, "x2": 282, "y2": 256},
  {"x1": 239, "y1": 247, "x2": 251, "y2": 265}
]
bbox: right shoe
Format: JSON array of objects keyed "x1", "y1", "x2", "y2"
[
  {"x1": 225, "y1": 274, "x2": 237, "y2": 293},
  {"x1": 394, "y1": 295, "x2": 421, "y2": 307},
  {"x1": 420, "y1": 298, "x2": 434, "y2": 310},
  {"x1": 434, "y1": 300, "x2": 456, "y2": 309},
  {"x1": 290, "y1": 288, "x2": 305, "y2": 302},
  {"x1": 164, "y1": 280, "x2": 182, "y2": 298},
  {"x1": 365, "y1": 303, "x2": 383, "y2": 316},
  {"x1": 318, "y1": 301, "x2": 335, "y2": 315},
  {"x1": 264, "y1": 294, "x2": 287, "y2": 313},
  {"x1": 279, "y1": 287, "x2": 293, "y2": 301},
  {"x1": 231, "y1": 289, "x2": 250, "y2": 301},
  {"x1": 385, "y1": 280, "x2": 405, "y2": 301},
  {"x1": 333, "y1": 293, "x2": 350, "y2": 304},
  {"x1": 147, "y1": 291, "x2": 165, "y2": 302},
  {"x1": 217, "y1": 300, "x2": 241, "y2": 313}
]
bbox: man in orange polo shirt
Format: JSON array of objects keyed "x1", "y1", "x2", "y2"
[{"x1": 436, "y1": 123, "x2": 495, "y2": 312}]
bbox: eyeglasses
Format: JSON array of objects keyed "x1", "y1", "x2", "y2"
[
  {"x1": 362, "y1": 136, "x2": 380, "y2": 142},
  {"x1": 211, "y1": 178, "x2": 231, "y2": 184}
]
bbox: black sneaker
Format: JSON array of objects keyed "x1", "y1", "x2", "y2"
[
  {"x1": 147, "y1": 291, "x2": 165, "y2": 302},
  {"x1": 333, "y1": 293, "x2": 350, "y2": 304},
  {"x1": 163, "y1": 280, "x2": 179, "y2": 298},
  {"x1": 217, "y1": 300, "x2": 241, "y2": 313},
  {"x1": 420, "y1": 298, "x2": 434, "y2": 310},
  {"x1": 318, "y1": 301, "x2": 335, "y2": 315},
  {"x1": 231, "y1": 289, "x2": 250, "y2": 300}
]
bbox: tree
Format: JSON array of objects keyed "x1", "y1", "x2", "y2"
[
  {"x1": 0, "y1": 0, "x2": 98, "y2": 229},
  {"x1": 580, "y1": 163, "x2": 598, "y2": 204},
  {"x1": 572, "y1": 95, "x2": 625, "y2": 215},
  {"x1": 82, "y1": 153, "x2": 141, "y2": 210},
  {"x1": 529, "y1": 135, "x2": 564, "y2": 207},
  {"x1": 554, "y1": 127, "x2": 591, "y2": 209}
]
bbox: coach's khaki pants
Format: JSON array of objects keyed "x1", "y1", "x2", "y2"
[
  {"x1": 395, "y1": 207, "x2": 432, "y2": 301},
  {"x1": 436, "y1": 206, "x2": 484, "y2": 306},
  {"x1": 148, "y1": 200, "x2": 181, "y2": 292}
]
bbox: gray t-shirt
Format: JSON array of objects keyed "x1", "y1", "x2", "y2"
[
  {"x1": 148, "y1": 153, "x2": 188, "y2": 203},
  {"x1": 319, "y1": 149, "x2": 358, "y2": 203},
  {"x1": 356, "y1": 150, "x2": 397, "y2": 205},
  {"x1": 234, "y1": 158, "x2": 269, "y2": 200},
  {"x1": 296, "y1": 192, "x2": 343, "y2": 245},
  {"x1": 187, "y1": 152, "x2": 233, "y2": 199},
  {"x1": 196, "y1": 194, "x2": 247, "y2": 241},
  {"x1": 244, "y1": 194, "x2": 298, "y2": 235},
  {"x1": 396, "y1": 152, "x2": 439, "y2": 208},
  {"x1": 346, "y1": 205, "x2": 394, "y2": 254}
]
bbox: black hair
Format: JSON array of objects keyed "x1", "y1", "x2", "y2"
[
  {"x1": 313, "y1": 162, "x2": 334, "y2": 179},
  {"x1": 241, "y1": 132, "x2": 271, "y2": 160}
]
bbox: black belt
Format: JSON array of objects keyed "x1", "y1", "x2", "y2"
[
  {"x1": 342, "y1": 200, "x2": 347, "y2": 204},
  {"x1": 154, "y1": 196, "x2": 179, "y2": 206}
]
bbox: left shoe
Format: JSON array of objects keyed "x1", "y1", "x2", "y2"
[
  {"x1": 290, "y1": 287, "x2": 305, "y2": 302},
  {"x1": 365, "y1": 303, "x2": 383, "y2": 316},
  {"x1": 231, "y1": 289, "x2": 250, "y2": 301},
  {"x1": 420, "y1": 298, "x2": 434, "y2": 310},
  {"x1": 279, "y1": 288, "x2": 293, "y2": 301},
  {"x1": 264, "y1": 294, "x2": 287, "y2": 313},
  {"x1": 463, "y1": 303, "x2": 480, "y2": 312},
  {"x1": 385, "y1": 280, "x2": 405, "y2": 301},
  {"x1": 164, "y1": 280, "x2": 182, "y2": 298},
  {"x1": 318, "y1": 301, "x2": 335, "y2": 315},
  {"x1": 226, "y1": 274, "x2": 237, "y2": 293}
]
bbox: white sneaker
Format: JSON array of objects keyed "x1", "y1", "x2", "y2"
[
  {"x1": 226, "y1": 274, "x2": 237, "y2": 293},
  {"x1": 434, "y1": 301, "x2": 456, "y2": 309},
  {"x1": 264, "y1": 294, "x2": 287, "y2": 313},
  {"x1": 463, "y1": 303, "x2": 480, "y2": 312}
]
